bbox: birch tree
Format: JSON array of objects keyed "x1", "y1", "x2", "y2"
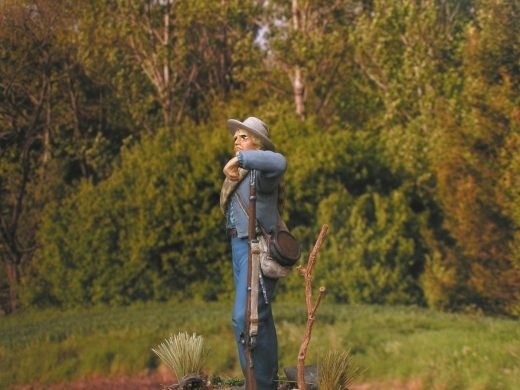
[
  {"x1": 265, "y1": 0, "x2": 361, "y2": 119},
  {"x1": 88, "y1": 0, "x2": 263, "y2": 133}
]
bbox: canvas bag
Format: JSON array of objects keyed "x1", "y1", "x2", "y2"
[{"x1": 235, "y1": 192, "x2": 300, "y2": 279}]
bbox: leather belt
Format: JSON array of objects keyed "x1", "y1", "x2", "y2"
[{"x1": 227, "y1": 227, "x2": 238, "y2": 238}]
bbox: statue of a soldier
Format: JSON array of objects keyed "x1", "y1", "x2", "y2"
[{"x1": 220, "y1": 116, "x2": 287, "y2": 390}]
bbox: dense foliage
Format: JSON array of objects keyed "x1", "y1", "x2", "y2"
[{"x1": 1, "y1": 0, "x2": 518, "y2": 315}]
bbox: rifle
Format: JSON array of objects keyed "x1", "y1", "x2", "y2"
[{"x1": 244, "y1": 169, "x2": 258, "y2": 390}]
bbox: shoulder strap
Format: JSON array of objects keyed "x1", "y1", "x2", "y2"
[
  {"x1": 235, "y1": 191, "x2": 267, "y2": 234},
  {"x1": 234, "y1": 191, "x2": 249, "y2": 218},
  {"x1": 235, "y1": 191, "x2": 287, "y2": 233}
]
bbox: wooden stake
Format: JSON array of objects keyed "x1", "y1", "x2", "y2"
[{"x1": 296, "y1": 224, "x2": 328, "y2": 389}]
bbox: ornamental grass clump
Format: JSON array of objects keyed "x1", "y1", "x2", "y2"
[
  {"x1": 318, "y1": 349, "x2": 358, "y2": 390},
  {"x1": 152, "y1": 332, "x2": 207, "y2": 380}
]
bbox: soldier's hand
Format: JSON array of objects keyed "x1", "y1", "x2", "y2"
[{"x1": 223, "y1": 157, "x2": 240, "y2": 181}]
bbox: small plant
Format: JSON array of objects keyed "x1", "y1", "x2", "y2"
[
  {"x1": 152, "y1": 332, "x2": 207, "y2": 381},
  {"x1": 318, "y1": 349, "x2": 358, "y2": 390},
  {"x1": 210, "y1": 376, "x2": 244, "y2": 387}
]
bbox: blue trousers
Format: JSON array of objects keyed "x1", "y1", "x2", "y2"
[{"x1": 231, "y1": 237, "x2": 278, "y2": 390}]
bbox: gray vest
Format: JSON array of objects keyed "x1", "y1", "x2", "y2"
[
  {"x1": 221, "y1": 150, "x2": 287, "y2": 238},
  {"x1": 231, "y1": 171, "x2": 281, "y2": 238}
]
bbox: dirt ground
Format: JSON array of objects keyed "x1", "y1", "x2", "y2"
[
  {"x1": 12, "y1": 374, "x2": 423, "y2": 390},
  {"x1": 11, "y1": 365, "x2": 423, "y2": 390},
  {"x1": 12, "y1": 373, "x2": 168, "y2": 390}
]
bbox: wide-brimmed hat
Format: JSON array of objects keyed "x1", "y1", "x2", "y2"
[{"x1": 227, "y1": 116, "x2": 275, "y2": 151}]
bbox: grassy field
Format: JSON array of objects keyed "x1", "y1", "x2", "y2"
[{"x1": 0, "y1": 301, "x2": 518, "y2": 389}]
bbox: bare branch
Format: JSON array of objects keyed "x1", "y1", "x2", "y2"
[{"x1": 297, "y1": 224, "x2": 329, "y2": 390}]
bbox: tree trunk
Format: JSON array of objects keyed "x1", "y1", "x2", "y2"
[
  {"x1": 161, "y1": 2, "x2": 173, "y2": 128},
  {"x1": 293, "y1": 66, "x2": 305, "y2": 118},
  {"x1": 291, "y1": 0, "x2": 306, "y2": 118},
  {"x1": 5, "y1": 260, "x2": 20, "y2": 313}
]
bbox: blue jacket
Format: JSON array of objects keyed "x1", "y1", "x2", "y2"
[{"x1": 227, "y1": 150, "x2": 287, "y2": 238}]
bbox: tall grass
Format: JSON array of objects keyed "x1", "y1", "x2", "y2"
[
  {"x1": 318, "y1": 350, "x2": 358, "y2": 389},
  {"x1": 152, "y1": 332, "x2": 206, "y2": 380},
  {"x1": 0, "y1": 301, "x2": 518, "y2": 390}
]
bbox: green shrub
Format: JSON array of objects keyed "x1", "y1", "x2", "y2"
[{"x1": 22, "y1": 125, "x2": 232, "y2": 307}]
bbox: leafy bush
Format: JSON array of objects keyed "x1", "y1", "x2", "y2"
[
  {"x1": 22, "y1": 125, "x2": 232, "y2": 306},
  {"x1": 314, "y1": 188, "x2": 425, "y2": 304}
]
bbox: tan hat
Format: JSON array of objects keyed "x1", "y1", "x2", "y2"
[{"x1": 227, "y1": 117, "x2": 275, "y2": 151}]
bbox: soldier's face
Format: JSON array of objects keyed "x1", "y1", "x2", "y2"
[{"x1": 234, "y1": 129, "x2": 258, "y2": 153}]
